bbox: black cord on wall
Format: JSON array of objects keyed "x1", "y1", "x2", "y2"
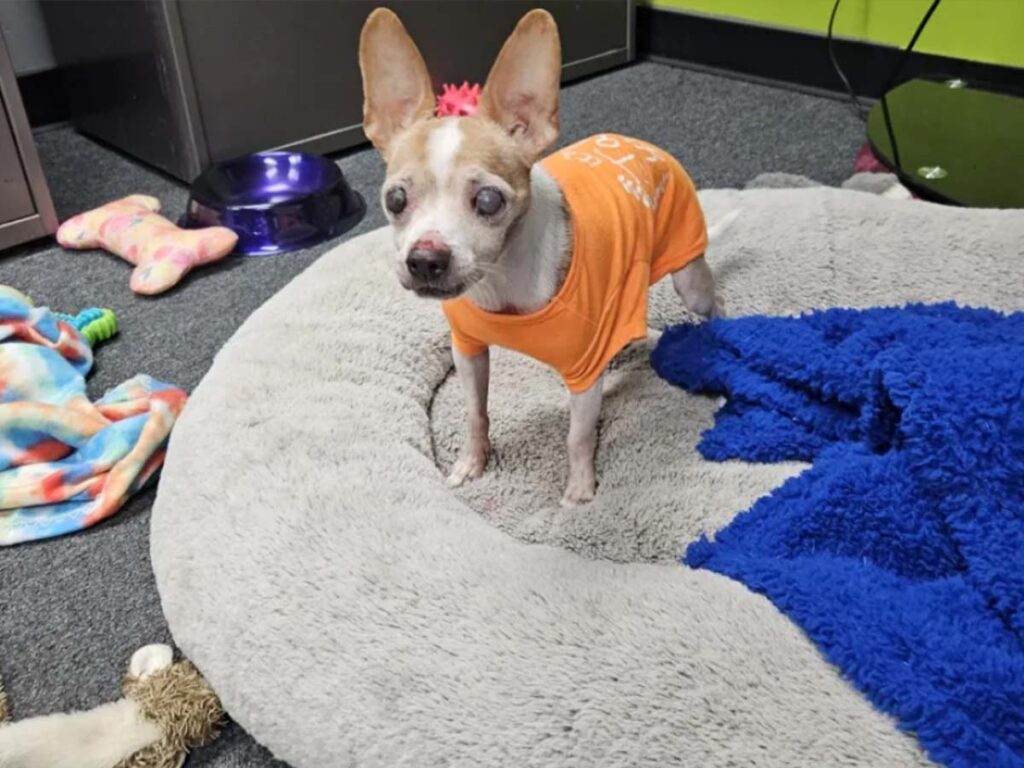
[
  {"x1": 880, "y1": 0, "x2": 944, "y2": 169},
  {"x1": 827, "y1": 0, "x2": 867, "y2": 119},
  {"x1": 883, "y1": 0, "x2": 945, "y2": 92},
  {"x1": 827, "y1": 0, "x2": 944, "y2": 126}
]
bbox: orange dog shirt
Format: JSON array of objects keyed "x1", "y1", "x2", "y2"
[{"x1": 442, "y1": 133, "x2": 707, "y2": 393}]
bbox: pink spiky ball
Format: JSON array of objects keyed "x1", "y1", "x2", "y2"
[{"x1": 436, "y1": 82, "x2": 481, "y2": 117}]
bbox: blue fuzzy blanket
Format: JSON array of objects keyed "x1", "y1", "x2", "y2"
[{"x1": 652, "y1": 303, "x2": 1024, "y2": 768}]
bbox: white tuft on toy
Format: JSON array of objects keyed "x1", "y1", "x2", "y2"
[{"x1": 129, "y1": 644, "x2": 175, "y2": 679}]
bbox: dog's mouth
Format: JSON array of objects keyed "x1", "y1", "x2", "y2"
[
  {"x1": 411, "y1": 283, "x2": 468, "y2": 299},
  {"x1": 402, "y1": 269, "x2": 483, "y2": 300}
]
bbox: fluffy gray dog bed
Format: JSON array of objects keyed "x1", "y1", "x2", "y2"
[{"x1": 152, "y1": 185, "x2": 1023, "y2": 768}]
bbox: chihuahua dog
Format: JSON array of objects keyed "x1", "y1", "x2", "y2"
[{"x1": 360, "y1": 8, "x2": 726, "y2": 506}]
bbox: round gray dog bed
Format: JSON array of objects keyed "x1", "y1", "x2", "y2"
[{"x1": 152, "y1": 186, "x2": 1023, "y2": 768}]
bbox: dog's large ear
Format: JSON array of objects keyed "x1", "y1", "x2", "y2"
[
  {"x1": 359, "y1": 8, "x2": 435, "y2": 155},
  {"x1": 478, "y1": 9, "x2": 561, "y2": 160}
]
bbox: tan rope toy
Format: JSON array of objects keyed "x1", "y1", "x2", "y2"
[{"x1": 0, "y1": 644, "x2": 223, "y2": 768}]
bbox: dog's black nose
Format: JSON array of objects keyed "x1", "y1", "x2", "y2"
[{"x1": 406, "y1": 247, "x2": 451, "y2": 280}]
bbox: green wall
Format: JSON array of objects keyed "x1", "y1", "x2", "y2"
[{"x1": 646, "y1": 0, "x2": 1024, "y2": 69}]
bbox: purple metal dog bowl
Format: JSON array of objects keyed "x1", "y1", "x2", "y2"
[{"x1": 180, "y1": 151, "x2": 366, "y2": 255}]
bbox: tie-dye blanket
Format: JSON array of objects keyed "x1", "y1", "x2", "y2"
[{"x1": 0, "y1": 286, "x2": 186, "y2": 545}]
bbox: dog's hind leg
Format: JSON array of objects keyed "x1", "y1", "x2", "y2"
[
  {"x1": 671, "y1": 255, "x2": 724, "y2": 318},
  {"x1": 671, "y1": 209, "x2": 739, "y2": 318}
]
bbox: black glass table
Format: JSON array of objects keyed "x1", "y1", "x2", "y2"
[{"x1": 868, "y1": 77, "x2": 1024, "y2": 209}]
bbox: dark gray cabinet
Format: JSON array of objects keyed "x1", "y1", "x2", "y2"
[
  {"x1": 44, "y1": 0, "x2": 634, "y2": 182},
  {"x1": 0, "y1": 111, "x2": 35, "y2": 224},
  {"x1": 0, "y1": 28, "x2": 56, "y2": 250}
]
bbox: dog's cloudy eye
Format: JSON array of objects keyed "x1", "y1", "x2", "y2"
[
  {"x1": 385, "y1": 186, "x2": 407, "y2": 215},
  {"x1": 473, "y1": 187, "x2": 505, "y2": 217}
]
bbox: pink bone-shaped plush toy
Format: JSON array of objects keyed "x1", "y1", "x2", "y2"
[{"x1": 56, "y1": 195, "x2": 238, "y2": 295}]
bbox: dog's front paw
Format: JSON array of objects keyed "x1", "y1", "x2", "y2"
[
  {"x1": 560, "y1": 471, "x2": 596, "y2": 507},
  {"x1": 448, "y1": 439, "x2": 490, "y2": 487}
]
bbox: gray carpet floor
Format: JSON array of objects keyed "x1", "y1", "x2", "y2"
[{"x1": 0, "y1": 62, "x2": 863, "y2": 766}]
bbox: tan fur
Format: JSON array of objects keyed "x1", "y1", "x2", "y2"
[
  {"x1": 385, "y1": 117, "x2": 530, "y2": 199},
  {"x1": 453, "y1": 118, "x2": 532, "y2": 199},
  {"x1": 358, "y1": 9, "x2": 435, "y2": 156},
  {"x1": 114, "y1": 661, "x2": 223, "y2": 768},
  {"x1": 478, "y1": 9, "x2": 561, "y2": 159},
  {"x1": 381, "y1": 119, "x2": 433, "y2": 177}
]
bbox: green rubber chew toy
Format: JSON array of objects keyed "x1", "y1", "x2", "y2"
[{"x1": 55, "y1": 308, "x2": 118, "y2": 346}]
